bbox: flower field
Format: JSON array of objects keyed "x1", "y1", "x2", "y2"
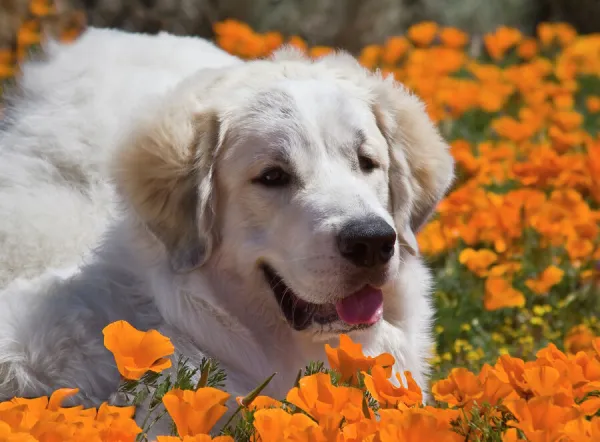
[
  {"x1": 1, "y1": 321, "x2": 599, "y2": 441},
  {"x1": 1, "y1": 1, "x2": 600, "y2": 440}
]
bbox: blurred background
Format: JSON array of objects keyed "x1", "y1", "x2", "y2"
[{"x1": 1, "y1": 0, "x2": 600, "y2": 55}]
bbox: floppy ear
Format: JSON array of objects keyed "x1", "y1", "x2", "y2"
[
  {"x1": 113, "y1": 100, "x2": 221, "y2": 274},
  {"x1": 373, "y1": 79, "x2": 454, "y2": 251}
]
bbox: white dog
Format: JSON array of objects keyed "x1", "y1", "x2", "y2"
[{"x1": 0, "y1": 27, "x2": 453, "y2": 426}]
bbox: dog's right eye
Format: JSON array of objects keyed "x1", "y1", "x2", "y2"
[{"x1": 253, "y1": 167, "x2": 291, "y2": 187}]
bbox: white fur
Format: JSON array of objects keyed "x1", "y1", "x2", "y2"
[{"x1": 0, "y1": 28, "x2": 453, "y2": 435}]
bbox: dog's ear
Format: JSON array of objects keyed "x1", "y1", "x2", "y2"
[
  {"x1": 372, "y1": 79, "x2": 454, "y2": 250},
  {"x1": 113, "y1": 101, "x2": 222, "y2": 274}
]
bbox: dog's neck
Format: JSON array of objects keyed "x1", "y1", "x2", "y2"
[{"x1": 156, "y1": 262, "x2": 334, "y2": 395}]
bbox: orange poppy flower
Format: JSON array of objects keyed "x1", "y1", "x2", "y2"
[
  {"x1": 337, "y1": 415, "x2": 379, "y2": 441},
  {"x1": 0, "y1": 49, "x2": 15, "y2": 79},
  {"x1": 586, "y1": 96, "x2": 600, "y2": 113},
  {"x1": 239, "y1": 34, "x2": 267, "y2": 59},
  {"x1": 478, "y1": 364, "x2": 518, "y2": 405},
  {"x1": 431, "y1": 368, "x2": 483, "y2": 407},
  {"x1": 492, "y1": 116, "x2": 535, "y2": 143},
  {"x1": 162, "y1": 388, "x2": 230, "y2": 437},
  {"x1": 488, "y1": 262, "x2": 522, "y2": 278},
  {"x1": 459, "y1": 248, "x2": 498, "y2": 277},
  {"x1": 253, "y1": 408, "x2": 320, "y2": 442},
  {"x1": 309, "y1": 46, "x2": 334, "y2": 59},
  {"x1": 29, "y1": 0, "x2": 55, "y2": 17},
  {"x1": 325, "y1": 334, "x2": 395, "y2": 384},
  {"x1": 382, "y1": 37, "x2": 410, "y2": 65},
  {"x1": 102, "y1": 320, "x2": 174, "y2": 380},
  {"x1": 525, "y1": 265, "x2": 564, "y2": 295},
  {"x1": 580, "y1": 397, "x2": 600, "y2": 416},
  {"x1": 45, "y1": 388, "x2": 97, "y2": 421},
  {"x1": 522, "y1": 366, "x2": 574, "y2": 404},
  {"x1": 285, "y1": 373, "x2": 364, "y2": 423},
  {"x1": 16, "y1": 20, "x2": 41, "y2": 49},
  {"x1": 592, "y1": 337, "x2": 600, "y2": 357},
  {"x1": 28, "y1": 420, "x2": 79, "y2": 442},
  {"x1": 0, "y1": 421, "x2": 36, "y2": 442},
  {"x1": 505, "y1": 396, "x2": 581, "y2": 436},
  {"x1": 96, "y1": 401, "x2": 136, "y2": 422},
  {"x1": 60, "y1": 26, "x2": 85, "y2": 44},
  {"x1": 359, "y1": 45, "x2": 382, "y2": 69},
  {"x1": 565, "y1": 325, "x2": 596, "y2": 354},
  {"x1": 287, "y1": 36, "x2": 307, "y2": 53},
  {"x1": 566, "y1": 237, "x2": 594, "y2": 261},
  {"x1": 484, "y1": 277, "x2": 526, "y2": 311},
  {"x1": 561, "y1": 415, "x2": 600, "y2": 441},
  {"x1": 552, "y1": 110, "x2": 583, "y2": 132},
  {"x1": 535, "y1": 344, "x2": 590, "y2": 391},
  {"x1": 477, "y1": 87, "x2": 510, "y2": 113},
  {"x1": 362, "y1": 366, "x2": 422, "y2": 408},
  {"x1": 95, "y1": 411, "x2": 143, "y2": 442},
  {"x1": 484, "y1": 26, "x2": 522, "y2": 60},
  {"x1": 554, "y1": 24, "x2": 578, "y2": 46},
  {"x1": 553, "y1": 93, "x2": 575, "y2": 109},
  {"x1": 263, "y1": 31, "x2": 283, "y2": 52},
  {"x1": 450, "y1": 140, "x2": 479, "y2": 174},
  {"x1": 417, "y1": 220, "x2": 448, "y2": 256},
  {"x1": 407, "y1": 22, "x2": 438, "y2": 47},
  {"x1": 47, "y1": 388, "x2": 79, "y2": 411},
  {"x1": 157, "y1": 436, "x2": 234, "y2": 442},
  {"x1": 518, "y1": 38, "x2": 539, "y2": 59},
  {"x1": 502, "y1": 428, "x2": 521, "y2": 442},
  {"x1": 440, "y1": 27, "x2": 468, "y2": 49},
  {"x1": 377, "y1": 408, "x2": 462, "y2": 442},
  {"x1": 494, "y1": 354, "x2": 541, "y2": 398},
  {"x1": 0, "y1": 397, "x2": 49, "y2": 432},
  {"x1": 537, "y1": 23, "x2": 555, "y2": 46}
]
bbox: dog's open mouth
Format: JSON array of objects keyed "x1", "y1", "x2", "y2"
[{"x1": 261, "y1": 264, "x2": 384, "y2": 331}]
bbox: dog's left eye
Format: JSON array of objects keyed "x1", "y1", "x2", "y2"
[
  {"x1": 254, "y1": 167, "x2": 291, "y2": 187},
  {"x1": 358, "y1": 155, "x2": 378, "y2": 172}
]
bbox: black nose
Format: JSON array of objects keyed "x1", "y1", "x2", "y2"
[{"x1": 337, "y1": 216, "x2": 397, "y2": 268}]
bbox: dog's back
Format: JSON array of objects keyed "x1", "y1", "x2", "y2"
[{"x1": 0, "y1": 28, "x2": 239, "y2": 287}]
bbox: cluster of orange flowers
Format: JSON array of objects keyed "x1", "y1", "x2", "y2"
[
  {"x1": 0, "y1": 389, "x2": 142, "y2": 441},
  {"x1": 2, "y1": 321, "x2": 600, "y2": 441},
  {"x1": 433, "y1": 340, "x2": 600, "y2": 441}
]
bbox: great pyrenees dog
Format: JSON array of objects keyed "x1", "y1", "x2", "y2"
[{"x1": 0, "y1": 27, "x2": 453, "y2": 423}]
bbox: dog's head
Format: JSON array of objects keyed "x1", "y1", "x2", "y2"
[{"x1": 114, "y1": 48, "x2": 454, "y2": 338}]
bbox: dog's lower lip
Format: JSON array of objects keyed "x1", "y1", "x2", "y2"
[{"x1": 261, "y1": 264, "x2": 339, "y2": 330}]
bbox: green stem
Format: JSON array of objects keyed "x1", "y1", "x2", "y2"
[{"x1": 221, "y1": 372, "x2": 277, "y2": 430}]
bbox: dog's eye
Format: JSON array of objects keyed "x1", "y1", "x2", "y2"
[
  {"x1": 254, "y1": 167, "x2": 291, "y2": 187},
  {"x1": 358, "y1": 155, "x2": 378, "y2": 172}
]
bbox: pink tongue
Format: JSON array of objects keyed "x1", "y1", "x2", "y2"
[{"x1": 335, "y1": 286, "x2": 384, "y2": 325}]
